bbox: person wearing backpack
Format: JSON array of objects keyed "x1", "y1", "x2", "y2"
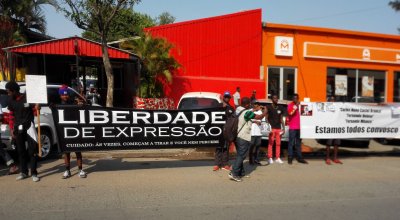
[
  {"x1": 214, "y1": 91, "x2": 234, "y2": 171},
  {"x1": 228, "y1": 97, "x2": 267, "y2": 182}
]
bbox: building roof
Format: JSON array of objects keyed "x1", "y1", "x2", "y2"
[
  {"x1": 264, "y1": 23, "x2": 400, "y2": 41},
  {"x1": 3, "y1": 36, "x2": 138, "y2": 60},
  {"x1": 146, "y1": 9, "x2": 261, "y2": 32}
]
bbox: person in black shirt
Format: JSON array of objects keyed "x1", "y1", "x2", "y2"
[
  {"x1": 6, "y1": 81, "x2": 40, "y2": 182},
  {"x1": 213, "y1": 91, "x2": 234, "y2": 171},
  {"x1": 58, "y1": 85, "x2": 87, "y2": 179},
  {"x1": 266, "y1": 94, "x2": 285, "y2": 164}
]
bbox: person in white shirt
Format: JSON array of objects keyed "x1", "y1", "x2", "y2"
[
  {"x1": 233, "y1": 87, "x2": 241, "y2": 108},
  {"x1": 249, "y1": 101, "x2": 263, "y2": 165}
]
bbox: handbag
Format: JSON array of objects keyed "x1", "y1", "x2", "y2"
[{"x1": 260, "y1": 121, "x2": 271, "y2": 136}]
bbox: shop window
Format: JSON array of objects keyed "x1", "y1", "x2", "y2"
[
  {"x1": 267, "y1": 67, "x2": 297, "y2": 100},
  {"x1": 327, "y1": 68, "x2": 385, "y2": 103},
  {"x1": 394, "y1": 72, "x2": 400, "y2": 102}
]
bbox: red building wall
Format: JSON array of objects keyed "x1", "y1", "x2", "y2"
[{"x1": 146, "y1": 9, "x2": 264, "y2": 104}]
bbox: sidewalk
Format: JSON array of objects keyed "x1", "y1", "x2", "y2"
[{"x1": 81, "y1": 139, "x2": 400, "y2": 160}]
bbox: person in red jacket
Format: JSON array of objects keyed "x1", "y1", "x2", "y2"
[{"x1": 6, "y1": 81, "x2": 40, "y2": 182}]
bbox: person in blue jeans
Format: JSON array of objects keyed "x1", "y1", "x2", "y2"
[{"x1": 229, "y1": 97, "x2": 267, "y2": 182}]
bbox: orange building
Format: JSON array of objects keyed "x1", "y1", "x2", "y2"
[{"x1": 262, "y1": 23, "x2": 400, "y2": 103}]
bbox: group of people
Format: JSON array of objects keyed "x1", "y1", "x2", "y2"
[
  {"x1": 0, "y1": 82, "x2": 86, "y2": 182},
  {"x1": 214, "y1": 88, "x2": 342, "y2": 182}
]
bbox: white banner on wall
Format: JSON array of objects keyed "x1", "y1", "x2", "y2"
[{"x1": 300, "y1": 102, "x2": 400, "y2": 139}]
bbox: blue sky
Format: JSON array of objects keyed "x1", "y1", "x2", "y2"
[{"x1": 43, "y1": 0, "x2": 400, "y2": 38}]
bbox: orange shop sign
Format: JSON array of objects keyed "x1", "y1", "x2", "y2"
[{"x1": 304, "y1": 42, "x2": 400, "y2": 65}]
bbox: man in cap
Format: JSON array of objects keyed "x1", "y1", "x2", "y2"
[
  {"x1": 58, "y1": 85, "x2": 87, "y2": 179},
  {"x1": 214, "y1": 91, "x2": 234, "y2": 171}
]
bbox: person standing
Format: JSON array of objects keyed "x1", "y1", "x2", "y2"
[
  {"x1": 214, "y1": 91, "x2": 234, "y2": 171},
  {"x1": 266, "y1": 94, "x2": 285, "y2": 164},
  {"x1": 233, "y1": 87, "x2": 241, "y2": 108},
  {"x1": 325, "y1": 96, "x2": 343, "y2": 165},
  {"x1": 287, "y1": 94, "x2": 308, "y2": 165},
  {"x1": 6, "y1": 81, "x2": 40, "y2": 182},
  {"x1": 228, "y1": 97, "x2": 267, "y2": 182},
  {"x1": 250, "y1": 90, "x2": 256, "y2": 105},
  {"x1": 249, "y1": 101, "x2": 263, "y2": 165},
  {"x1": 58, "y1": 85, "x2": 87, "y2": 179}
]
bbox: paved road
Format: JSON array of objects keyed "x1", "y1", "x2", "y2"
[{"x1": 1, "y1": 156, "x2": 399, "y2": 220}]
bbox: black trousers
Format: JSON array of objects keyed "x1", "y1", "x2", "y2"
[
  {"x1": 16, "y1": 131, "x2": 38, "y2": 175},
  {"x1": 214, "y1": 141, "x2": 230, "y2": 167}
]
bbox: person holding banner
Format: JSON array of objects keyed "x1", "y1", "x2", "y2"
[
  {"x1": 287, "y1": 94, "x2": 308, "y2": 165},
  {"x1": 58, "y1": 85, "x2": 87, "y2": 179},
  {"x1": 5, "y1": 81, "x2": 40, "y2": 182},
  {"x1": 228, "y1": 97, "x2": 267, "y2": 182},
  {"x1": 266, "y1": 94, "x2": 285, "y2": 164},
  {"x1": 325, "y1": 96, "x2": 343, "y2": 165},
  {"x1": 214, "y1": 91, "x2": 234, "y2": 171}
]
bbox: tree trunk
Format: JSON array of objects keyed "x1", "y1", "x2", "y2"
[{"x1": 101, "y1": 38, "x2": 114, "y2": 107}]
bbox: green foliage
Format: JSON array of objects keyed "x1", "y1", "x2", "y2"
[
  {"x1": 82, "y1": 9, "x2": 155, "y2": 42},
  {"x1": 156, "y1": 12, "x2": 176, "y2": 25},
  {"x1": 0, "y1": 0, "x2": 57, "y2": 35},
  {"x1": 122, "y1": 33, "x2": 180, "y2": 98},
  {"x1": 389, "y1": 0, "x2": 400, "y2": 11}
]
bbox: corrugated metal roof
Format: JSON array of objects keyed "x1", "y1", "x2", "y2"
[{"x1": 3, "y1": 36, "x2": 138, "y2": 59}]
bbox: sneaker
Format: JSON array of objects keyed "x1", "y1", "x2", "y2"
[
  {"x1": 333, "y1": 159, "x2": 343, "y2": 164},
  {"x1": 16, "y1": 173, "x2": 28, "y2": 181},
  {"x1": 297, "y1": 158, "x2": 308, "y2": 164},
  {"x1": 221, "y1": 165, "x2": 232, "y2": 171},
  {"x1": 325, "y1": 159, "x2": 331, "y2": 165},
  {"x1": 8, "y1": 165, "x2": 19, "y2": 175},
  {"x1": 240, "y1": 174, "x2": 250, "y2": 178},
  {"x1": 268, "y1": 158, "x2": 274, "y2": 164},
  {"x1": 275, "y1": 158, "x2": 284, "y2": 164},
  {"x1": 79, "y1": 170, "x2": 87, "y2": 178},
  {"x1": 228, "y1": 172, "x2": 242, "y2": 182},
  {"x1": 212, "y1": 165, "x2": 220, "y2": 171},
  {"x1": 62, "y1": 170, "x2": 71, "y2": 179},
  {"x1": 254, "y1": 160, "x2": 262, "y2": 165},
  {"x1": 288, "y1": 157, "x2": 293, "y2": 165},
  {"x1": 32, "y1": 175, "x2": 40, "y2": 182}
]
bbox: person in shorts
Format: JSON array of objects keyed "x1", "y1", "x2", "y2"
[{"x1": 325, "y1": 96, "x2": 342, "y2": 165}]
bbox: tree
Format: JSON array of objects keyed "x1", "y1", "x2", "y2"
[
  {"x1": 59, "y1": 0, "x2": 140, "y2": 107},
  {"x1": 0, "y1": 0, "x2": 57, "y2": 80},
  {"x1": 81, "y1": 10, "x2": 175, "y2": 42},
  {"x1": 389, "y1": 0, "x2": 400, "y2": 11},
  {"x1": 82, "y1": 9, "x2": 155, "y2": 42},
  {"x1": 122, "y1": 33, "x2": 180, "y2": 98},
  {"x1": 156, "y1": 12, "x2": 175, "y2": 25}
]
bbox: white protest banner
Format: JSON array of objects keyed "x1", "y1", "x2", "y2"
[
  {"x1": 300, "y1": 102, "x2": 400, "y2": 139},
  {"x1": 26, "y1": 75, "x2": 48, "y2": 104}
]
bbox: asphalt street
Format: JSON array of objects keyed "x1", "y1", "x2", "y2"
[{"x1": 0, "y1": 155, "x2": 399, "y2": 220}]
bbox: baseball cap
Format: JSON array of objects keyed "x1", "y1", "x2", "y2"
[
  {"x1": 58, "y1": 85, "x2": 69, "y2": 95},
  {"x1": 223, "y1": 91, "x2": 231, "y2": 98}
]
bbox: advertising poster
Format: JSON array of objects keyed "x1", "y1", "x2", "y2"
[
  {"x1": 361, "y1": 76, "x2": 374, "y2": 97},
  {"x1": 52, "y1": 105, "x2": 226, "y2": 152},
  {"x1": 335, "y1": 75, "x2": 348, "y2": 96},
  {"x1": 300, "y1": 102, "x2": 400, "y2": 139}
]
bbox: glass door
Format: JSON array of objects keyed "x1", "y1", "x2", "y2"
[{"x1": 268, "y1": 67, "x2": 297, "y2": 100}]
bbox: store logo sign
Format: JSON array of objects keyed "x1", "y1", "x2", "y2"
[
  {"x1": 275, "y1": 36, "x2": 293, "y2": 57},
  {"x1": 363, "y1": 49, "x2": 370, "y2": 60}
]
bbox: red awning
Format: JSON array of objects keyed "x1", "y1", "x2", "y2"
[{"x1": 3, "y1": 36, "x2": 137, "y2": 60}]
